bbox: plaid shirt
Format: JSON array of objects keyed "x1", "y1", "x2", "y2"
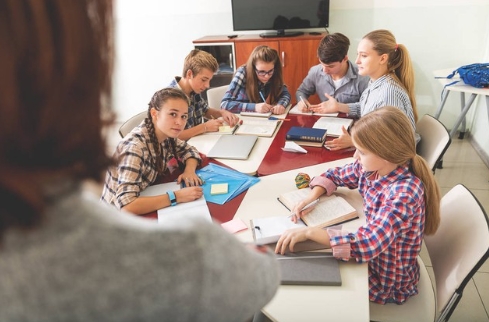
[
  {"x1": 101, "y1": 122, "x2": 201, "y2": 209},
  {"x1": 169, "y1": 77, "x2": 209, "y2": 129},
  {"x1": 311, "y1": 160, "x2": 425, "y2": 304},
  {"x1": 221, "y1": 66, "x2": 291, "y2": 113}
]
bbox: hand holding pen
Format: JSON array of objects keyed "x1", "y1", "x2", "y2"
[
  {"x1": 289, "y1": 198, "x2": 319, "y2": 223},
  {"x1": 257, "y1": 92, "x2": 273, "y2": 113}
]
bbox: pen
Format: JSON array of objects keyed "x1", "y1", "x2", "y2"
[
  {"x1": 259, "y1": 92, "x2": 266, "y2": 102},
  {"x1": 299, "y1": 95, "x2": 309, "y2": 111},
  {"x1": 288, "y1": 199, "x2": 319, "y2": 218}
]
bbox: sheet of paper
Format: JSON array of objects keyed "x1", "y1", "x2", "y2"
[
  {"x1": 282, "y1": 141, "x2": 307, "y2": 153},
  {"x1": 140, "y1": 182, "x2": 212, "y2": 223},
  {"x1": 221, "y1": 218, "x2": 248, "y2": 234}
]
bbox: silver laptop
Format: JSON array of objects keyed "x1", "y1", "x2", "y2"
[{"x1": 206, "y1": 135, "x2": 258, "y2": 160}]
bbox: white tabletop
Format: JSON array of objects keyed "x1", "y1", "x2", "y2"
[
  {"x1": 188, "y1": 116, "x2": 284, "y2": 176},
  {"x1": 234, "y1": 157, "x2": 369, "y2": 322},
  {"x1": 433, "y1": 68, "x2": 489, "y2": 96}
]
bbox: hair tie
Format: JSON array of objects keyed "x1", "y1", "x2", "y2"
[{"x1": 394, "y1": 44, "x2": 399, "y2": 52}]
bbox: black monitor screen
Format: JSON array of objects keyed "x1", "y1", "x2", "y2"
[{"x1": 231, "y1": 0, "x2": 329, "y2": 32}]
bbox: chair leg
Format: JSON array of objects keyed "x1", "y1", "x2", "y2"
[{"x1": 436, "y1": 159, "x2": 443, "y2": 169}]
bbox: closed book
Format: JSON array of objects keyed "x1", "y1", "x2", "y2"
[
  {"x1": 286, "y1": 126, "x2": 327, "y2": 143},
  {"x1": 276, "y1": 253, "x2": 342, "y2": 286}
]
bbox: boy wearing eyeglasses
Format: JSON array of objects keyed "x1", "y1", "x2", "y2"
[{"x1": 221, "y1": 45, "x2": 291, "y2": 114}]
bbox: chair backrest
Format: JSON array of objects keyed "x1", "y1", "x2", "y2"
[
  {"x1": 424, "y1": 184, "x2": 489, "y2": 322},
  {"x1": 206, "y1": 85, "x2": 228, "y2": 110},
  {"x1": 416, "y1": 114, "x2": 451, "y2": 173},
  {"x1": 118, "y1": 111, "x2": 146, "y2": 138}
]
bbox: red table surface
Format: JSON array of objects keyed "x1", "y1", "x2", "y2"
[
  {"x1": 256, "y1": 114, "x2": 355, "y2": 176},
  {"x1": 140, "y1": 114, "x2": 355, "y2": 223}
]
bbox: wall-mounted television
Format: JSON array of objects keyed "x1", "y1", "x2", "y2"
[{"x1": 231, "y1": 0, "x2": 329, "y2": 38}]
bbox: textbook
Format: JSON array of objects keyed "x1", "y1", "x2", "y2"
[
  {"x1": 235, "y1": 118, "x2": 281, "y2": 137},
  {"x1": 285, "y1": 126, "x2": 327, "y2": 147},
  {"x1": 278, "y1": 188, "x2": 358, "y2": 228},
  {"x1": 312, "y1": 116, "x2": 354, "y2": 137},
  {"x1": 277, "y1": 253, "x2": 342, "y2": 286}
]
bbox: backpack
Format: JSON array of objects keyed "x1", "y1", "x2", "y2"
[{"x1": 446, "y1": 63, "x2": 489, "y2": 88}]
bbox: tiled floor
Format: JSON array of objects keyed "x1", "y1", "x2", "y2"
[{"x1": 420, "y1": 137, "x2": 489, "y2": 322}]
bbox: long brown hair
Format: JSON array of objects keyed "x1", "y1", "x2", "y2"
[
  {"x1": 145, "y1": 88, "x2": 190, "y2": 174},
  {"x1": 363, "y1": 29, "x2": 418, "y2": 122},
  {"x1": 0, "y1": 0, "x2": 114, "y2": 238},
  {"x1": 351, "y1": 106, "x2": 440, "y2": 235},
  {"x1": 244, "y1": 45, "x2": 285, "y2": 104}
]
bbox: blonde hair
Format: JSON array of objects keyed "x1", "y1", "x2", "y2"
[
  {"x1": 182, "y1": 49, "x2": 218, "y2": 77},
  {"x1": 363, "y1": 29, "x2": 418, "y2": 122},
  {"x1": 351, "y1": 106, "x2": 440, "y2": 234},
  {"x1": 244, "y1": 45, "x2": 284, "y2": 104}
]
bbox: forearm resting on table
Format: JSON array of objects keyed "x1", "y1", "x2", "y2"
[{"x1": 122, "y1": 194, "x2": 171, "y2": 215}]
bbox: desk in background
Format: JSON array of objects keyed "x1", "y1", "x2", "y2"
[
  {"x1": 234, "y1": 158, "x2": 369, "y2": 322},
  {"x1": 433, "y1": 68, "x2": 489, "y2": 139},
  {"x1": 257, "y1": 114, "x2": 355, "y2": 176}
]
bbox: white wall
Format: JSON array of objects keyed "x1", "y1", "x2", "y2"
[{"x1": 114, "y1": 0, "x2": 489, "y2": 156}]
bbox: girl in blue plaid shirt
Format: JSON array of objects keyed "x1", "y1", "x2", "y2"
[{"x1": 276, "y1": 106, "x2": 441, "y2": 304}]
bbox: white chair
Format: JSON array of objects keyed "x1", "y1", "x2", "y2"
[
  {"x1": 206, "y1": 85, "x2": 228, "y2": 110},
  {"x1": 370, "y1": 184, "x2": 489, "y2": 322},
  {"x1": 416, "y1": 114, "x2": 451, "y2": 173},
  {"x1": 118, "y1": 111, "x2": 146, "y2": 138}
]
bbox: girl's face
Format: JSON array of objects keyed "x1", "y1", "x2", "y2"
[
  {"x1": 352, "y1": 140, "x2": 397, "y2": 177},
  {"x1": 254, "y1": 60, "x2": 275, "y2": 84},
  {"x1": 355, "y1": 38, "x2": 388, "y2": 81},
  {"x1": 188, "y1": 68, "x2": 214, "y2": 94},
  {"x1": 151, "y1": 98, "x2": 188, "y2": 142}
]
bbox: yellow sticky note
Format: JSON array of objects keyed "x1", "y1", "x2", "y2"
[
  {"x1": 219, "y1": 125, "x2": 231, "y2": 133},
  {"x1": 210, "y1": 183, "x2": 228, "y2": 195}
]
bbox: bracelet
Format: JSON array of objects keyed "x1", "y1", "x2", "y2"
[{"x1": 166, "y1": 191, "x2": 177, "y2": 206}]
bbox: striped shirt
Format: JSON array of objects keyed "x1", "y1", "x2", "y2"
[
  {"x1": 221, "y1": 66, "x2": 291, "y2": 113},
  {"x1": 169, "y1": 77, "x2": 209, "y2": 129},
  {"x1": 101, "y1": 122, "x2": 201, "y2": 209},
  {"x1": 348, "y1": 73, "x2": 416, "y2": 130},
  {"x1": 310, "y1": 160, "x2": 425, "y2": 304}
]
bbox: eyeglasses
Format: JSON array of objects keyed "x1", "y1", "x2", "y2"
[{"x1": 255, "y1": 68, "x2": 274, "y2": 77}]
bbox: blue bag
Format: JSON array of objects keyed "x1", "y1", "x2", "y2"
[{"x1": 447, "y1": 63, "x2": 489, "y2": 88}]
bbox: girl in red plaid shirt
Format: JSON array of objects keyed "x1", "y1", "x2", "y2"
[{"x1": 276, "y1": 106, "x2": 441, "y2": 304}]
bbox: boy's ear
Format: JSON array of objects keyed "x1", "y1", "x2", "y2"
[{"x1": 185, "y1": 69, "x2": 193, "y2": 79}]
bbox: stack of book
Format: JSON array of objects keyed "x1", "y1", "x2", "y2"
[{"x1": 285, "y1": 126, "x2": 327, "y2": 147}]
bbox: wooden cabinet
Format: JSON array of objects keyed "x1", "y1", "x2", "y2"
[{"x1": 193, "y1": 33, "x2": 324, "y2": 104}]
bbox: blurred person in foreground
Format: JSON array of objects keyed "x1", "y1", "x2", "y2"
[{"x1": 0, "y1": 1, "x2": 279, "y2": 321}]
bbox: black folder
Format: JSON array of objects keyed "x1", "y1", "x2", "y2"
[{"x1": 276, "y1": 253, "x2": 342, "y2": 286}]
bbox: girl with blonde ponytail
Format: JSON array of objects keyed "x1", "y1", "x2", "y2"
[{"x1": 276, "y1": 106, "x2": 440, "y2": 305}]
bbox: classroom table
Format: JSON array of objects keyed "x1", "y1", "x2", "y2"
[
  {"x1": 257, "y1": 114, "x2": 355, "y2": 176},
  {"x1": 433, "y1": 68, "x2": 489, "y2": 139},
  {"x1": 234, "y1": 157, "x2": 369, "y2": 322}
]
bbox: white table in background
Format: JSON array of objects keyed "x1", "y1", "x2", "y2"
[
  {"x1": 234, "y1": 157, "x2": 369, "y2": 322},
  {"x1": 433, "y1": 68, "x2": 489, "y2": 139}
]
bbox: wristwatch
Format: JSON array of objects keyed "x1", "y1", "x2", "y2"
[{"x1": 166, "y1": 191, "x2": 177, "y2": 206}]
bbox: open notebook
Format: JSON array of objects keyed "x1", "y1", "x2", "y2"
[{"x1": 206, "y1": 135, "x2": 258, "y2": 160}]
